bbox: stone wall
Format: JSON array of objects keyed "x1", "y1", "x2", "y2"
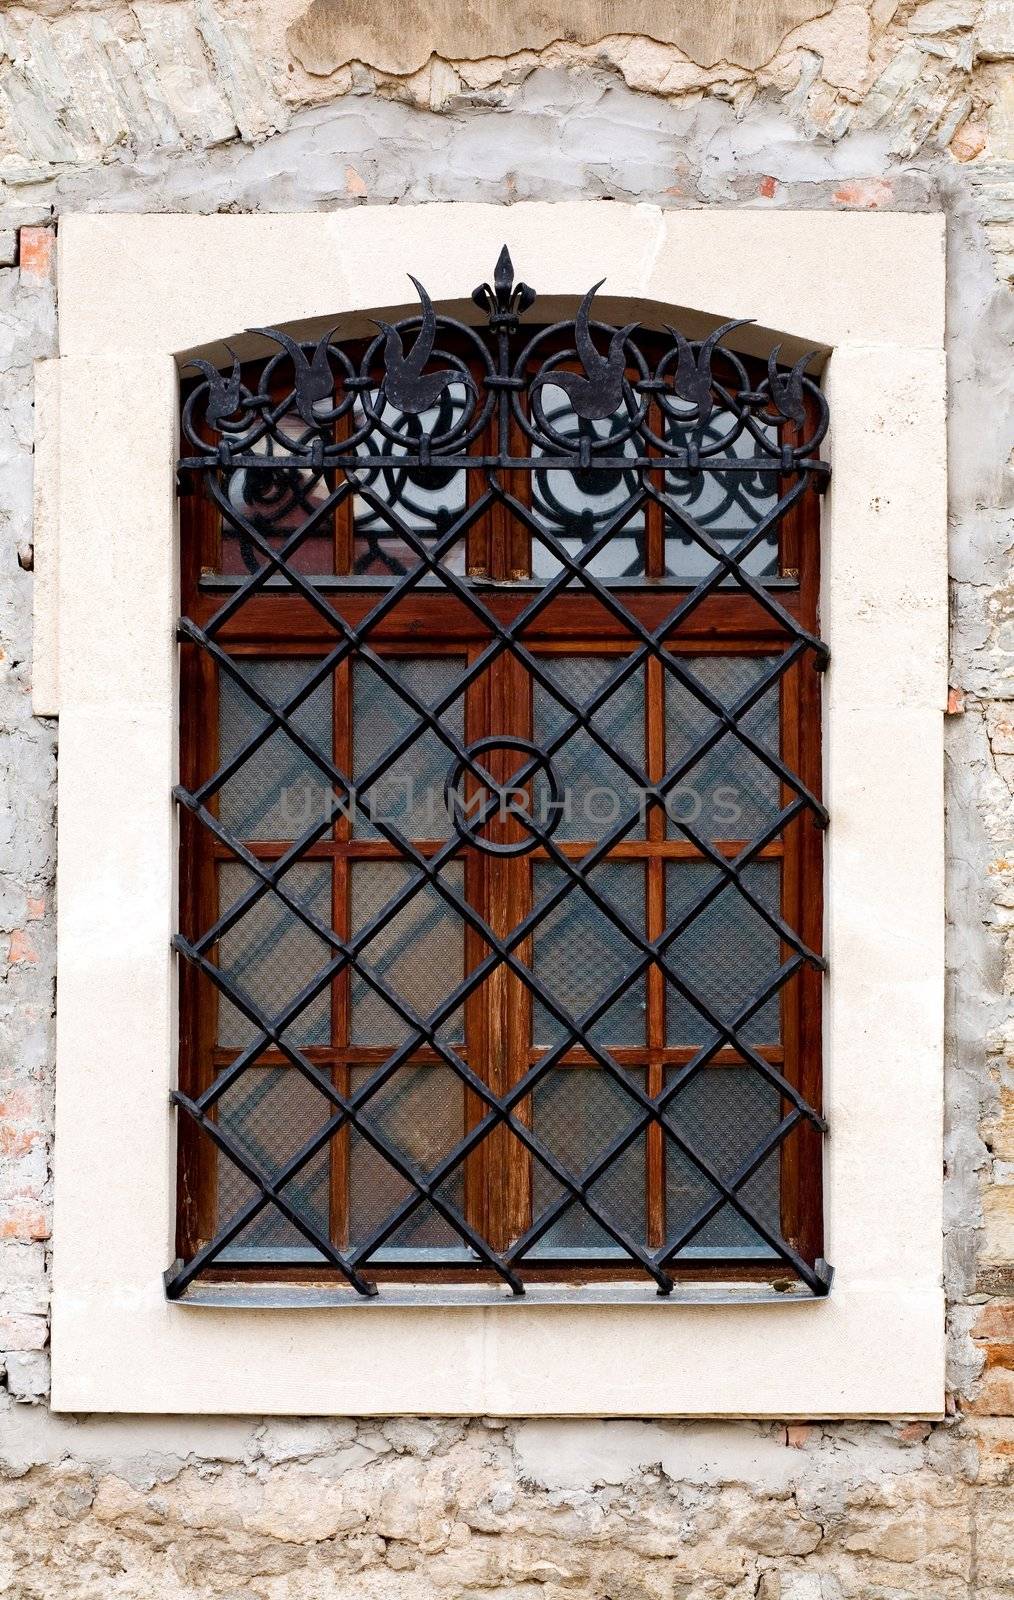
[{"x1": 0, "y1": 0, "x2": 1012, "y2": 1594}]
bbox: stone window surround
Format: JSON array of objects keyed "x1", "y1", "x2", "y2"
[{"x1": 36, "y1": 203, "x2": 947, "y2": 1417}]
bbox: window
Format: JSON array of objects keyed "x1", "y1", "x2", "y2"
[
  {"x1": 47, "y1": 207, "x2": 945, "y2": 1415},
  {"x1": 172, "y1": 249, "x2": 829, "y2": 1299}
]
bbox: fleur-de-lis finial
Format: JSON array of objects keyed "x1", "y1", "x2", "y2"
[{"x1": 472, "y1": 245, "x2": 536, "y2": 328}]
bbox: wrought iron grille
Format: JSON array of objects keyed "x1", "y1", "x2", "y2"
[{"x1": 169, "y1": 247, "x2": 831, "y2": 1299}]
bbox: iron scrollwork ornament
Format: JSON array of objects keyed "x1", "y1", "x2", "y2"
[{"x1": 182, "y1": 246, "x2": 829, "y2": 471}]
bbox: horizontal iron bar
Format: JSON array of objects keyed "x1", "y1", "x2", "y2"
[{"x1": 178, "y1": 452, "x2": 831, "y2": 476}]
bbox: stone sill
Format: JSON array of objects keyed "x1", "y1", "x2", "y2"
[{"x1": 167, "y1": 1273, "x2": 822, "y2": 1309}]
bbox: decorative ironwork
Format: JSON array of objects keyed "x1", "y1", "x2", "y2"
[{"x1": 170, "y1": 248, "x2": 831, "y2": 1300}]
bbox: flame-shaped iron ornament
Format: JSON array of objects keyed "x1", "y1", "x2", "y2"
[
  {"x1": 767, "y1": 344, "x2": 816, "y2": 426},
  {"x1": 531, "y1": 280, "x2": 637, "y2": 422},
  {"x1": 668, "y1": 318, "x2": 753, "y2": 427},
  {"x1": 186, "y1": 349, "x2": 244, "y2": 430},
  {"x1": 374, "y1": 276, "x2": 468, "y2": 415},
  {"x1": 248, "y1": 325, "x2": 338, "y2": 427}
]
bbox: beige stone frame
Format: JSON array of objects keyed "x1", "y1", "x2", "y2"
[{"x1": 40, "y1": 204, "x2": 947, "y2": 1416}]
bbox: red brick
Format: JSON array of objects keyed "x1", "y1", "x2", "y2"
[
  {"x1": 785, "y1": 1424, "x2": 811, "y2": 1448},
  {"x1": 758, "y1": 175, "x2": 777, "y2": 198},
  {"x1": 0, "y1": 1312, "x2": 48, "y2": 1352},
  {"x1": 832, "y1": 178, "x2": 893, "y2": 209},
  {"x1": 897, "y1": 1421, "x2": 932, "y2": 1442},
  {"x1": 0, "y1": 1202, "x2": 48, "y2": 1242},
  {"x1": 18, "y1": 226, "x2": 55, "y2": 281},
  {"x1": 947, "y1": 686, "x2": 965, "y2": 715},
  {"x1": 950, "y1": 120, "x2": 986, "y2": 162},
  {"x1": 25, "y1": 895, "x2": 45, "y2": 920},
  {"x1": 8, "y1": 929, "x2": 38, "y2": 965},
  {"x1": 981, "y1": 1342, "x2": 1014, "y2": 1371},
  {"x1": 0, "y1": 1125, "x2": 38, "y2": 1157}
]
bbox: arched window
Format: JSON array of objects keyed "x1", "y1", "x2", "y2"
[{"x1": 171, "y1": 248, "x2": 829, "y2": 1299}]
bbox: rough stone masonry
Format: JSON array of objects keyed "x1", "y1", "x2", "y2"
[{"x1": 0, "y1": 0, "x2": 1013, "y2": 1594}]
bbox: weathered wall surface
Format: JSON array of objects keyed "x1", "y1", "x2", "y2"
[{"x1": 1, "y1": 0, "x2": 1013, "y2": 1594}]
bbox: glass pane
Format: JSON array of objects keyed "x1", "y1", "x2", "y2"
[
  {"x1": 665, "y1": 655, "x2": 781, "y2": 841},
  {"x1": 531, "y1": 1067, "x2": 646, "y2": 1252},
  {"x1": 530, "y1": 383, "x2": 645, "y2": 580},
  {"x1": 222, "y1": 412, "x2": 336, "y2": 577},
  {"x1": 352, "y1": 656, "x2": 466, "y2": 839},
  {"x1": 663, "y1": 408, "x2": 780, "y2": 583},
  {"x1": 532, "y1": 656, "x2": 646, "y2": 841},
  {"x1": 665, "y1": 861, "x2": 782, "y2": 1046},
  {"x1": 349, "y1": 861, "x2": 465, "y2": 1045},
  {"x1": 217, "y1": 861, "x2": 333, "y2": 1049},
  {"x1": 532, "y1": 862, "x2": 646, "y2": 1047},
  {"x1": 352, "y1": 384, "x2": 469, "y2": 577},
  {"x1": 349, "y1": 1065, "x2": 465, "y2": 1251},
  {"x1": 216, "y1": 1065, "x2": 332, "y2": 1251},
  {"x1": 218, "y1": 657, "x2": 333, "y2": 841},
  {"x1": 664, "y1": 1067, "x2": 781, "y2": 1254}
]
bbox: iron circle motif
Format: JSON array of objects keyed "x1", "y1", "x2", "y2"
[{"x1": 445, "y1": 737, "x2": 562, "y2": 857}]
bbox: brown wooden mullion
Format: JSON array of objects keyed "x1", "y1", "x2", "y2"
[
  {"x1": 177, "y1": 641, "x2": 220, "y2": 1258},
  {"x1": 207, "y1": 1042, "x2": 785, "y2": 1071},
  {"x1": 775, "y1": 401, "x2": 822, "y2": 1266},
  {"x1": 191, "y1": 589, "x2": 811, "y2": 646},
  {"x1": 330, "y1": 654, "x2": 353, "y2": 1250},
  {"x1": 503, "y1": 651, "x2": 535, "y2": 1249},
  {"x1": 179, "y1": 480, "x2": 224, "y2": 1259},
  {"x1": 463, "y1": 643, "x2": 492, "y2": 1244},
  {"x1": 207, "y1": 836, "x2": 786, "y2": 862},
  {"x1": 645, "y1": 651, "x2": 666, "y2": 1249}
]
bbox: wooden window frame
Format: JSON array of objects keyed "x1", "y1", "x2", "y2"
[{"x1": 177, "y1": 337, "x2": 824, "y2": 1288}]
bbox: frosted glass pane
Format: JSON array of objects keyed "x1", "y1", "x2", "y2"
[
  {"x1": 532, "y1": 862, "x2": 646, "y2": 1047},
  {"x1": 533, "y1": 656, "x2": 646, "y2": 841},
  {"x1": 350, "y1": 862, "x2": 465, "y2": 1045},
  {"x1": 216, "y1": 1065, "x2": 332, "y2": 1251},
  {"x1": 352, "y1": 656, "x2": 466, "y2": 839},
  {"x1": 665, "y1": 862, "x2": 782, "y2": 1046},
  {"x1": 531, "y1": 1067, "x2": 646, "y2": 1252},
  {"x1": 350, "y1": 1065, "x2": 465, "y2": 1249},
  {"x1": 217, "y1": 861, "x2": 332, "y2": 1049},
  {"x1": 218, "y1": 657, "x2": 333, "y2": 841},
  {"x1": 664, "y1": 1067, "x2": 781, "y2": 1253},
  {"x1": 665, "y1": 655, "x2": 781, "y2": 841}
]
